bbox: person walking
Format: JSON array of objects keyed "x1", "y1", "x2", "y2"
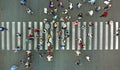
[
  {"x1": 0, "y1": 27, "x2": 8, "y2": 32},
  {"x1": 88, "y1": 0, "x2": 96, "y2": 5},
  {"x1": 26, "y1": 8, "x2": 33, "y2": 14},
  {"x1": 77, "y1": 2, "x2": 82, "y2": 9},
  {"x1": 85, "y1": 56, "x2": 91, "y2": 61},
  {"x1": 100, "y1": 11, "x2": 108, "y2": 17},
  {"x1": 75, "y1": 59, "x2": 81, "y2": 66}
]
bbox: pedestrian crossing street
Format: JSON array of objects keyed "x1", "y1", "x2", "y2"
[{"x1": 0, "y1": 21, "x2": 119, "y2": 50}]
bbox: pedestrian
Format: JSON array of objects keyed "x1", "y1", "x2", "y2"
[
  {"x1": 26, "y1": 8, "x2": 33, "y2": 14},
  {"x1": 74, "y1": 20, "x2": 79, "y2": 25},
  {"x1": 10, "y1": 65, "x2": 18, "y2": 70},
  {"x1": 61, "y1": 44, "x2": 65, "y2": 50},
  {"x1": 20, "y1": 59, "x2": 26, "y2": 64},
  {"x1": 100, "y1": 11, "x2": 108, "y2": 17},
  {"x1": 85, "y1": 56, "x2": 91, "y2": 61},
  {"x1": 16, "y1": 33, "x2": 22, "y2": 37},
  {"x1": 62, "y1": 9, "x2": 68, "y2": 14},
  {"x1": 28, "y1": 34, "x2": 34, "y2": 40},
  {"x1": 87, "y1": 33, "x2": 93, "y2": 38},
  {"x1": 20, "y1": 0, "x2": 26, "y2": 5},
  {"x1": 58, "y1": 1, "x2": 64, "y2": 8},
  {"x1": 0, "y1": 27, "x2": 8, "y2": 32},
  {"x1": 37, "y1": 42, "x2": 43, "y2": 50},
  {"x1": 49, "y1": 0, "x2": 54, "y2": 8},
  {"x1": 88, "y1": 0, "x2": 96, "y2": 5},
  {"x1": 47, "y1": 55, "x2": 53, "y2": 61},
  {"x1": 39, "y1": 53, "x2": 43, "y2": 57},
  {"x1": 43, "y1": 29, "x2": 47, "y2": 33},
  {"x1": 34, "y1": 28, "x2": 39, "y2": 33},
  {"x1": 107, "y1": 20, "x2": 113, "y2": 25},
  {"x1": 54, "y1": 7, "x2": 58, "y2": 13},
  {"x1": 79, "y1": 42, "x2": 84, "y2": 49},
  {"x1": 104, "y1": 4, "x2": 112, "y2": 10},
  {"x1": 77, "y1": 3, "x2": 82, "y2": 9},
  {"x1": 75, "y1": 59, "x2": 81, "y2": 66},
  {"x1": 75, "y1": 50, "x2": 81, "y2": 56},
  {"x1": 60, "y1": 17, "x2": 65, "y2": 21},
  {"x1": 104, "y1": 0, "x2": 111, "y2": 5},
  {"x1": 77, "y1": 12, "x2": 83, "y2": 19},
  {"x1": 68, "y1": 2, "x2": 73, "y2": 9},
  {"x1": 95, "y1": 6, "x2": 102, "y2": 12},
  {"x1": 65, "y1": 15, "x2": 71, "y2": 20},
  {"x1": 53, "y1": 14, "x2": 58, "y2": 20},
  {"x1": 88, "y1": 22, "x2": 94, "y2": 26},
  {"x1": 53, "y1": 22, "x2": 58, "y2": 28},
  {"x1": 62, "y1": 23, "x2": 67, "y2": 29},
  {"x1": 14, "y1": 46, "x2": 21, "y2": 52},
  {"x1": 28, "y1": 27, "x2": 33, "y2": 31},
  {"x1": 87, "y1": 10, "x2": 94, "y2": 16}
]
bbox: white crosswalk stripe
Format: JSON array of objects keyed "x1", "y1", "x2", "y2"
[
  {"x1": 12, "y1": 22, "x2": 16, "y2": 50},
  {"x1": 61, "y1": 22, "x2": 65, "y2": 50},
  {"x1": 55, "y1": 22, "x2": 59, "y2": 50},
  {"x1": 28, "y1": 22, "x2": 32, "y2": 50},
  {"x1": 1, "y1": 22, "x2": 5, "y2": 50},
  {"x1": 94, "y1": 22, "x2": 98, "y2": 50},
  {"x1": 110, "y1": 22, "x2": 114, "y2": 50},
  {"x1": 77, "y1": 22, "x2": 81, "y2": 50},
  {"x1": 17, "y1": 22, "x2": 21, "y2": 48},
  {"x1": 72, "y1": 22, "x2": 75, "y2": 50},
  {"x1": 66, "y1": 22, "x2": 70, "y2": 50},
  {"x1": 34, "y1": 22, "x2": 38, "y2": 50},
  {"x1": 45, "y1": 24, "x2": 48, "y2": 50},
  {"x1": 39, "y1": 22, "x2": 43, "y2": 50},
  {"x1": 0, "y1": 21, "x2": 119, "y2": 50},
  {"x1": 88, "y1": 23, "x2": 92, "y2": 50},
  {"x1": 105, "y1": 23, "x2": 109, "y2": 50},
  {"x1": 6, "y1": 22, "x2": 10, "y2": 50},
  {"x1": 23, "y1": 22, "x2": 26, "y2": 50},
  {"x1": 99, "y1": 22, "x2": 103, "y2": 50},
  {"x1": 83, "y1": 22, "x2": 87, "y2": 50},
  {"x1": 115, "y1": 22, "x2": 119, "y2": 50}
]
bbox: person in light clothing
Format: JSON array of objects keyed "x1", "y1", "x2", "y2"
[
  {"x1": 86, "y1": 56, "x2": 91, "y2": 61},
  {"x1": 47, "y1": 55, "x2": 53, "y2": 61},
  {"x1": 75, "y1": 50, "x2": 81, "y2": 56}
]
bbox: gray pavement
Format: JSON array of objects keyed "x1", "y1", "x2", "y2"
[{"x1": 0, "y1": 0, "x2": 120, "y2": 70}]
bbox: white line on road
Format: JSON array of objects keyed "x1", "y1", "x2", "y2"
[
  {"x1": 23, "y1": 22, "x2": 26, "y2": 50},
  {"x1": 83, "y1": 22, "x2": 87, "y2": 50},
  {"x1": 34, "y1": 22, "x2": 38, "y2": 50},
  {"x1": 28, "y1": 22, "x2": 32, "y2": 50},
  {"x1": 66, "y1": 22, "x2": 70, "y2": 50},
  {"x1": 94, "y1": 22, "x2": 98, "y2": 50},
  {"x1": 110, "y1": 22, "x2": 114, "y2": 50},
  {"x1": 88, "y1": 24, "x2": 92, "y2": 50},
  {"x1": 61, "y1": 22, "x2": 65, "y2": 50},
  {"x1": 12, "y1": 22, "x2": 16, "y2": 50},
  {"x1": 17, "y1": 22, "x2": 21, "y2": 47},
  {"x1": 39, "y1": 22, "x2": 43, "y2": 50},
  {"x1": 99, "y1": 22, "x2": 103, "y2": 50},
  {"x1": 72, "y1": 22, "x2": 76, "y2": 50},
  {"x1": 77, "y1": 22, "x2": 81, "y2": 50},
  {"x1": 1, "y1": 22, "x2": 5, "y2": 50},
  {"x1": 45, "y1": 25, "x2": 48, "y2": 50},
  {"x1": 6, "y1": 22, "x2": 10, "y2": 50},
  {"x1": 115, "y1": 22, "x2": 119, "y2": 50},
  {"x1": 105, "y1": 23, "x2": 109, "y2": 50},
  {"x1": 55, "y1": 22, "x2": 59, "y2": 50}
]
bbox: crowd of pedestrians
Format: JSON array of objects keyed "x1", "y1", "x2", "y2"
[{"x1": 1, "y1": 0, "x2": 119, "y2": 69}]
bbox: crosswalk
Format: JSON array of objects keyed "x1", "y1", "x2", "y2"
[{"x1": 0, "y1": 21, "x2": 119, "y2": 50}]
